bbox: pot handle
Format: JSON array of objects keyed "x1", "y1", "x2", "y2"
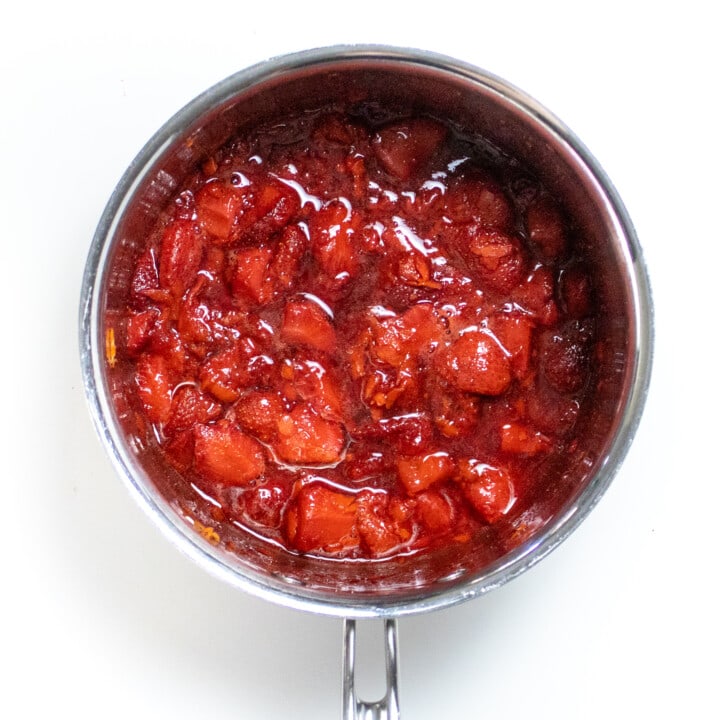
[{"x1": 342, "y1": 618, "x2": 400, "y2": 720}]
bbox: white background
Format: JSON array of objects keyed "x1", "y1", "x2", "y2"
[{"x1": 2, "y1": 2, "x2": 716, "y2": 718}]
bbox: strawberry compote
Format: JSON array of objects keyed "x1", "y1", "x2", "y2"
[{"x1": 111, "y1": 106, "x2": 597, "y2": 561}]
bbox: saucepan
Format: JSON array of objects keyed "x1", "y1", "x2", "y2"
[{"x1": 79, "y1": 45, "x2": 653, "y2": 719}]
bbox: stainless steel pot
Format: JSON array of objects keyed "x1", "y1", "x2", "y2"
[{"x1": 79, "y1": 46, "x2": 653, "y2": 719}]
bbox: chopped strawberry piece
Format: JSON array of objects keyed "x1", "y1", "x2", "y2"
[
  {"x1": 165, "y1": 385, "x2": 222, "y2": 436},
  {"x1": 559, "y1": 264, "x2": 593, "y2": 318},
  {"x1": 125, "y1": 309, "x2": 158, "y2": 356},
  {"x1": 271, "y1": 224, "x2": 308, "y2": 290},
  {"x1": 274, "y1": 403, "x2": 346, "y2": 465},
  {"x1": 414, "y1": 490, "x2": 454, "y2": 533},
  {"x1": 426, "y1": 376, "x2": 480, "y2": 438},
  {"x1": 513, "y1": 265, "x2": 558, "y2": 325},
  {"x1": 239, "y1": 476, "x2": 292, "y2": 528},
  {"x1": 539, "y1": 321, "x2": 592, "y2": 394},
  {"x1": 491, "y1": 313, "x2": 534, "y2": 379},
  {"x1": 198, "y1": 338, "x2": 259, "y2": 402},
  {"x1": 281, "y1": 299, "x2": 336, "y2": 353},
  {"x1": 526, "y1": 195, "x2": 567, "y2": 258},
  {"x1": 284, "y1": 482, "x2": 359, "y2": 553},
  {"x1": 163, "y1": 428, "x2": 195, "y2": 472},
  {"x1": 231, "y1": 246, "x2": 274, "y2": 304},
  {"x1": 356, "y1": 490, "x2": 412, "y2": 556},
  {"x1": 353, "y1": 413, "x2": 434, "y2": 455},
  {"x1": 130, "y1": 247, "x2": 160, "y2": 300},
  {"x1": 500, "y1": 422, "x2": 552, "y2": 455},
  {"x1": 158, "y1": 219, "x2": 203, "y2": 296},
  {"x1": 234, "y1": 390, "x2": 286, "y2": 442},
  {"x1": 194, "y1": 420, "x2": 265, "y2": 486},
  {"x1": 252, "y1": 178, "x2": 301, "y2": 231},
  {"x1": 456, "y1": 460, "x2": 516, "y2": 523},
  {"x1": 370, "y1": 303, "x2": 445, "y2": 367},
  {"x1": 466, "y1": 228, "x2": 527, "y2": 293},
  {"x1": 372, "y1": 118, "x2": 447, "y2": 180},
  {"x1": 135, "y1": 353, "x2": 173, "y2": 425},
  {"x1": 195, "y1": 180, "x2": 250, "y2": 243},
  {"x1": 435, "y1": 330, "x2": 511, "y2": 396},
  {"x1": 177, "y1": 298, "x2": 215, "y2": 345},
  {"x1": 443, "y1": 174, "x2": 513, "y2": 229},
  {"x1": 309, "y1": 200, "x2": 360, "y2": 281},
  {"x1": 282, "y1": 356, "x2": 345, "y2": 422},
  {"x1": 397, "y1": 452, "x2": 455, "y2": 495}
]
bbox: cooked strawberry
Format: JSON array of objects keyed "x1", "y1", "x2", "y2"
[
  {"x1": 539, "y1": 321, "x2": 592, "y2": 394},
  {"x1": 491, "y1": 313, "x2": 534, "y2": 379},
  {"x1": 158, "y1": 219, "x2": 203, "y2": 296},
  {"x1": 414, "y1": 490, "x2": 454, "y2": 533},
  {"x1": 512, "y1": 265, "x2": 559, "y2": 325},
  {"x1": 370, "y1": 303, "x2": 445, "y2": 367},
  {"x1": 397, "y1": 452, "x2": 455, "y2": 495},
  {"x1": 198, "y1": 338, "x2": 258, "y2": 402},
  {"x1": 526, "y1": 195, "x2": 567, "y2": 258},
  {"x1": 165, "y1": 385, "x2": 222, "y2": 436},
  {"x1": 231, "y1": 246, "x2": 274, "y2": 304},
  {"x1": 177, "y1": 298, "x2": 215, "y2": 345},
  {"x1": 130, "y1": 247, "x2": 160, "y2": 300},
  {"x1": 195, "y1": 180, "x2": 250, "y2": 243},
  {"x1": 238, "y1": 475, "x2": 292, "y2": 528},
  {"x1": 559, "y1": 264, "x2": 593, "y2": 318},
  {"x1": 356, "y1": 490, "x2": 412, "y2": 556},
  {"x1": 500, "y1": 422, "x2": 552, "y2": 455},
  {"x1": 274, "y1": 403, "x2": 346, "y2": 465},
  {"x1": 193, "y1": 420, "x2": 265, "y2": 486},
  {"x1": 135, "y1": 353, "x2": 173, "y2": 424},
  {"x1": 281, "y1": 299, "x2": 336, "y2": 353},
  {"x1": 234, "y1": 390, "x2": 286, "y2": 443},
  {"x1": 464, "y1": 227, "x2": 527, "y2": 293},
  {"x1": 282, "y1": 356, "x2": 345, "y2": 422},
  {"x1": 309, "y1": 200, "x2": 360, "y2": 281},
  {"x1": 443, "y1": 173, "x2": 513, "y2": 229},
  {"x1": 252, "y1": 177, "x2": 301, "y2": 231},
  {"x1": 372, "y1": 118, "x2": 447, "y2": 180},
  {"x1": 125, "y1": 309, "x2": 158, "y2": 356},
  {"x1": 456, "y1": 460, "x2": 516, "y2": 523},
  {"x1": 353, "y1": 413, "x2": 434, "y2": 455},
  {"x1": 271, "y1": 224, "x2": 308, "y2": 290},
  {"x1": 435, "y1": 330, "x2": 511, "y2": 396},
  {"x1": 284, "y1": 482, "x2": 359, "y2": 553}
]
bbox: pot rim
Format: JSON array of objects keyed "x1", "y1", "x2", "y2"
[{"x1": 79, "y1": 44, "x2": 654, "y2": 618}]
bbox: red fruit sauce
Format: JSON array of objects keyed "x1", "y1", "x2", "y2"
[{"x1": 108, "y1": 106, "x2": 597, "y2": 561}]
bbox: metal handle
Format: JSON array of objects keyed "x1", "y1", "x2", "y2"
[{"x1": 342, "y1": 618, "x2": 400, "y2": 720}]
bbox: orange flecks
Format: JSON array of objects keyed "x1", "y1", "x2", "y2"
[
  {"x1": 105, "y1": 327, "x2": 117, "y2": 367},
  {"x1": 194, "y1": 520, "x2": 220, "y2": 545}
]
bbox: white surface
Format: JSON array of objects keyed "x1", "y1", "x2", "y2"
[{"x1": 2, "y1": 2, "x2": 716, "y2": 718}]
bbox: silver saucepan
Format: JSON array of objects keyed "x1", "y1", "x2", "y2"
[{"x1": 79, "y1": 46, "x2": 653, "y2": 719}]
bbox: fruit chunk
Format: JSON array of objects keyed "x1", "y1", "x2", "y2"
[
  {"x1": 456, "y1": 460, "x2": 515, "y2": 523},
  {"x1": 443, "y1": 174, "x2": 512, "y2": 229},
  {"x1": 193, "y1": 420, "x2": 265, "y2": 486},
  {"x1": 309, "y1": 200, "x2": 360, "y2": 281},
  {"x1": 231, "y1": 246, "x2": 274, "y2": 304},
  {"x1": 356, "y1": 490, "x2": 412, "y2": 556},
  {"x1": 539, "y1": 322, "x2": 592, "y2": 394},
  {"x1": 353, "y1": 413, "x2": 434, "y2": 455},
  {"x1": 372, "y1": 118, "x2": 447, "y2": 180},
  {"x1": 159, "y1": 219, "x2": 203, "y2": 295},
  {"x1": 135, "y1": 353, "x2": 173, "y2": 424},
  {"x1": 397, "y1": 452, "x2": 455, "y2": 495},
  {"x1": 165, "y1": 385, "x2": 222, "y2": 436},
  {"x1": 526, "y1": 195, "x2": 567, "y2": 258},
  {"x1": 491, "y1": 313, "x2": 534, "y2": 379},
  {"x1": 414, "y1": 490, "x2": 455, "y2": 534},
  {"x1": 195, "y1": 180, "x2": 250, "y2": 243},
  {"x1": 281, "y1": 298, "x2": 336, "y2": 353},
  {"x1": 239, "y1": 476, "x2": 292, "y2": 528},
  {"x1": 234, "y1": 390, "x2": 286, "y2": 443},
  {"x1": 464, "y1": 227, "x2": 526, "y2": 293},
  {"x1": 198, "y1": 339, "x2": 258, "y2": 403},
  {"x1": 285, "y1": 483, "x2": 359, "y2": 553},
  {"x1": 500, "y1": 422, "x2": 552, "y2": 455},
  {"x1": 435, "y1": 330, "x2": 512, "y2": 395},
  {"x1": 274, "y1": 404, "x2": 345, "y2": 465}
]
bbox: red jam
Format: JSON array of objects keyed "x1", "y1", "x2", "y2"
[{"x1": 110, "y1": 106, "x2": 597, "y2": 561}]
